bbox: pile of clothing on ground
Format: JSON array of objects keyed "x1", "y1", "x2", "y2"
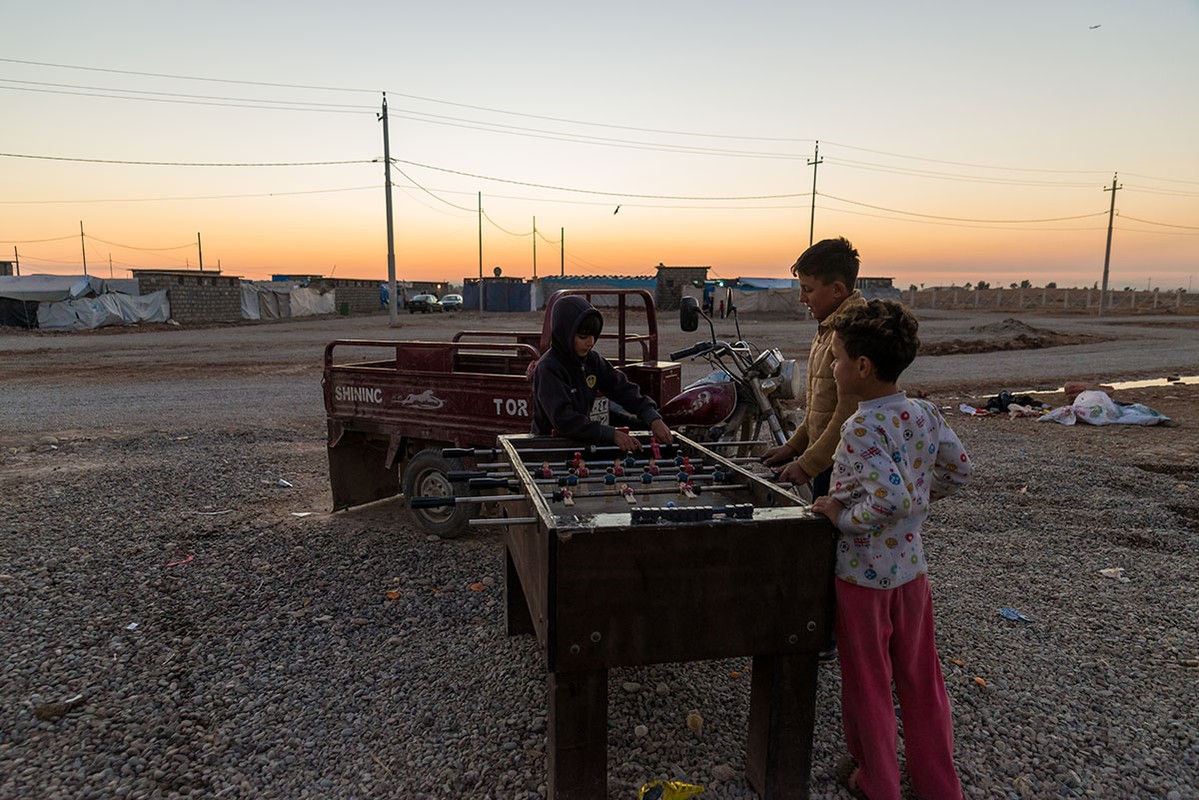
[{"x1": 960, "y1": 387, "x2": 1170, "y2": 426}]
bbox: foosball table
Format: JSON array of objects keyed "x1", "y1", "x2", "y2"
[{"x1": 438, "y1": 432, "x2": 836, "y2": 799}]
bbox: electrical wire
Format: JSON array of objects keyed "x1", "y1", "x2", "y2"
[
  {"x1": 0, "y1": 185, "x2": 379, "y2": 205},
  {"x1": 86, "y1": 235, "x2": 196, "y2": 252},
  {"x1": 1118, "y1": 215, "x2": 1199, "y2": 231},
  {"x1": 0, "y1": 152, "x2": 371, "y2": 167},
  {"x1": 0, "y1": 84, "x2": 372, "y2": 115},
  {"x1": 392, "y1": 158, "x2": 806, "y2": 201},
  {"x1": 482, "y1": 209, "x2": 532, "y2": 237},
  {"x1": 818, "y1": 193, "x2": 1108, "y2": 224}
]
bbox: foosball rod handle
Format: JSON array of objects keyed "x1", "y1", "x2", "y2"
[{"x1": 442, "y1": 447, "x2": 497, "y2": 459}]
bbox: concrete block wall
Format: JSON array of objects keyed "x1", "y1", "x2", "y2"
[
  {"x1": 321, "y1": 279, "x2": 383, "y2": 314},
  {"x1": 655, "y1": 266, "x2": 709, "y2": 310},
  {"x1": 132, "y1": 270, "x2": 241, "y2": 324}
]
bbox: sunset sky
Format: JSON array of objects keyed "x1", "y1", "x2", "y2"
[{"x1": 3, "y1": 1, "x2": 1197, "y2": 290}]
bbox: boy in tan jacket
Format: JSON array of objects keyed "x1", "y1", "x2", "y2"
[
  {"x1": 763, "y1": 237, "x2": 866, "y2": 496},
  {"x1": 762, "y1": 237, "x2": 865, "y2": 661}
]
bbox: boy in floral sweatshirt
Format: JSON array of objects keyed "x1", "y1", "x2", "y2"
[{"x1": 811, "y1": 299, "x2": 971, "y2": 800}]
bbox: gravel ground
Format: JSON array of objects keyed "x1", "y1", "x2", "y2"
[{"x1": 2, "y1": 310, "x2": 1197, "y2": 799}]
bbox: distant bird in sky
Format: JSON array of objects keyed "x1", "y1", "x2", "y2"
[
  {"x1": 1089, "y1": 24, "x2": 1101, "y2": 29},
  {"x1": 613, "y1": 205, "x2": 621, "y2": 215}
]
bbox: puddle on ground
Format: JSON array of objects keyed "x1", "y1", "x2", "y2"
[{"x1": 1026, "y1": 375, "x2": 1199, "y2": 395}]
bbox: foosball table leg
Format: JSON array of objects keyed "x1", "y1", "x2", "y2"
[
  {"x1": 547, "y1": 668, "x2": 608, "y2": 800},
  {"x1": 504, "y1": 545, "x2": 535, "y2": 637},
  {"x1": 745, "y1": 652, "x2": 819, "y2": 799}
]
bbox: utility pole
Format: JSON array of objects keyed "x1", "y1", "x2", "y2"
[
  {"x1": 79, "y1": 221, "x2": 88, "y2": 275},
  {"x1": 477, "y1": 191, "x2": 484, "y2": 318},
  {"x1": 532, "y1": 216, "x2": 537, "y2": 279},
  {"x1": 1099, "y1": 173, "x2": 1121, "y2": 317},
  {"x1": 560, "y1": 227, "x2": 565, "y2": 277},
  {"x1": 197, "y1": 232, "x2": 204, "y2": 271},
  {"x1": 807, "y1": 140, "x2": 823, "y2": 247},
  {"x1": 109, "y1": 254, "x2": 113, "y2": 279},
  {"x1": 380, "y1": 93, "x2": 398, "y2": 325},
  {"x1": 13, "y1": 246, "x2": 19, "y2": 276}
]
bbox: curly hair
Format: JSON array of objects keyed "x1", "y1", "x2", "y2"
[
  {"x1": 790, "y1": 236, "x2": 860, "y2": 286},
  {"x1": 829, "y1": 299, "x2": 920, "y2": 383}
]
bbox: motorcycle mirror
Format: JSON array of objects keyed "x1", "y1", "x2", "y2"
[{"x1": 680, "y1": 296, "x2": 700, "y2": 332}]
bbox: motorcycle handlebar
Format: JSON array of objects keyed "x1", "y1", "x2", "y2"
[{"x1": 668, "y1": 342, "x2": 713, "y2": 361}]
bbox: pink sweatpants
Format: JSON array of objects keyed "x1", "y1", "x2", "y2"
[{"x1": 834, "y1": 575, "x2": 962, "y2": 800}]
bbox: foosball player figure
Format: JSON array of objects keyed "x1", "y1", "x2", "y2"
[
  {"x1": 650, "y1": 439, "x2": 662, "y2": 460},
  {"x1": 565, "y1": 471, "x2": 579, "y2": 487},
  {"x1": 680, "y1": 481, "x2": 698, "y2": 499},
  {"x1": 571, "y1": 450, "x2": 583, "y2": 469},
  {"x1": 539, "y1": 461, "x2": 554, "y2": 479},
  {"x1": 620, "y1": 483, "x2": 637, "y2": 504},
  {"x1": 675, "y1": 455, "x2": 686, "y2": 467},
  {"x1": 712, "y1": 468, "x2": 727, "y2": 484},
  {"x1": 646, "y1": 458, "x2": 660, "y2": 476},
  {"x1": 640, "y1": 471, "x2": 654, "y2": 485},
  {"x1": 611, "y1": 459, "x2": 625, "y2": 477},
  {"x1": 561, "y1": 487, "x2": 575, "y2": 507},
  {"x1": 603, "y1": 469, "x2": 617, "y2": 486},
  {"x1": 624, "y1": 455, "x2": 638, "y2": 469},
  {"x1": 577, "y1": 461, "x2": 590, "y2": 478},
  {"x1": 680, "y1": 456, "x2": 696, "y2": 475}
]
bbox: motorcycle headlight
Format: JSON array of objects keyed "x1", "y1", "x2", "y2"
[
  {"x1": 774, "y1": 359, "x2": 802, "y2": 400},
  {"x1": 751, "y1": 348, "x2": 783, "y2": 378}
]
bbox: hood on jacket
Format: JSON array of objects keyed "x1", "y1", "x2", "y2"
[{"x1": 549, "y1": 295, "x2": 604, "y2": 358}]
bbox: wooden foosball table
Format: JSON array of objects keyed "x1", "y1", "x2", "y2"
[{"x1": 486, "y1": 432, "x2": 836, "y2": 799}]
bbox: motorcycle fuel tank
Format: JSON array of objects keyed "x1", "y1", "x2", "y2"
[{"x1": 660, "y1": 377, "x2": 738, "y2": 426}]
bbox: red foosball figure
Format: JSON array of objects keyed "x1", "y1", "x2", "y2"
[
  {"x1": 561, "y1": 488, "x2": 575, "y2": 506},
  {"x1": 540, "y1": 461, "x2": 554, "y2": 479},
  {"x1": 646, "y1": 458, "x2": 660, "y2": 476},
  {"x1": 681, "y1": 457, "x2": 696, "y2": 475},
  {"x1": 577, "y1": 461, "x2": 590, "y2": 478},
  {"x1": 612, "y1": 459, "x2": 625, "y2": 477},
  {"x1": 620, "y1": 483, "x2": 637, "y2": 504}
]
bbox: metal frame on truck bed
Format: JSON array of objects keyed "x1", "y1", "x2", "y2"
[{"x1": 322, "y1": 289, "x2": 682, "y2": 537}]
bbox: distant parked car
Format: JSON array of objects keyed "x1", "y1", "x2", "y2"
[
  {"x1": 408, "y1": 294, "x2": 443, "y2": 314},
  {"x1": 441, "y1": 293, "x2": 463, "y2": 311}
]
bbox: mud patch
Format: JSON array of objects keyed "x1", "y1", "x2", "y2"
[{"x1": 921, "y1": 331, "x2": 1109, "y2": 357}]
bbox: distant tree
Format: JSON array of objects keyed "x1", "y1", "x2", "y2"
[
  {"x1": 964, "y1": 282, "x2": 973, "y2": 290},
  {"x1": 1009, "y1": 282, "x2": 1018, "y2": 289},
  {"x1": 976, "y1": 280, "x2": 991, "y2": 290},
  {"x1": 908, "y1": 284, "x2": 918, "y2": 292},
  {"x1": 1046, "y1": 282, "x2": 1057, "y2": 289},
  {"x1": 1019, "y1": 279, "x2": 1032, "y2": 289}
]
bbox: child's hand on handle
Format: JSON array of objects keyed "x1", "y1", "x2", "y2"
[
  {"x1": 613, "y1": 429, "x2": 642, "y2": 452},
  {"x1": 760, "y1": 443, "x2": 797, "y2": 468},
  {"x1": 810, "y1": 496, "x2": 843, "y2": 523},
  {"x1": 777, "y1": 460, "x2": 811, "y2": 487},
  {"x1": 650, "y1": 419, "x2": 673, "y2": 444}
]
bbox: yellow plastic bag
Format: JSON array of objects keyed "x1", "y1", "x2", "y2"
[{"x1": 637, "y1": 780, "x2": 705, "y2": 800}]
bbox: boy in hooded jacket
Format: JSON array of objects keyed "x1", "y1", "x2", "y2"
[{"x1": 531, "y1": 295, "x2": 672, "y2": 452}]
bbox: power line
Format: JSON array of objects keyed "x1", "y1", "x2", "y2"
[
  {"x1": 0, "y1": 151, "x2": 372, "y2": 167},
  {"x1": 819, "y1": 193, "x2": 1108, "y2": 224},
  {"x1": 392, "y1": 158, "x2": 807, "y2": 201},
  {"x1": 0, "y1": 185, "x2": 378, "y2": 205},
  {"x1": 0, "y1": 57, "x2": 377, "y2": 93},
  {"x1": 0, "y1": 84, "x2": 372, "y2": 115}
]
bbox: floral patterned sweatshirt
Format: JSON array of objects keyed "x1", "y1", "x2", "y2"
[{"x1": 828, "y1": 392, "x2": 972, "y2": 589}]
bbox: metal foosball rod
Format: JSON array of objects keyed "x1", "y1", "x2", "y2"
[
  {"x1": 409, "y1": 480, "x2": 754, "y2": 513},
  {"x1": 442, "y1": 441, "x2": 682, "y2": 460}
]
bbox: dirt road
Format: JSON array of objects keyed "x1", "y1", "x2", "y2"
[{"x1": 2, "y1": 307, "x2": 1196, "y2": 456}]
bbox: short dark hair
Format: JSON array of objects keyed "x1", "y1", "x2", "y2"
[
  {"x1": 830, "y1": 299, "x2": 920, "y2": 383},
  {"x1": 790, "y1": 236, "x2": 860, "y2": 287}
]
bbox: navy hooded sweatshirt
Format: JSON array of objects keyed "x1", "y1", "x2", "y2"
[{"x1": 530, "y1": 295, "x2": 663, "y2": 443}]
